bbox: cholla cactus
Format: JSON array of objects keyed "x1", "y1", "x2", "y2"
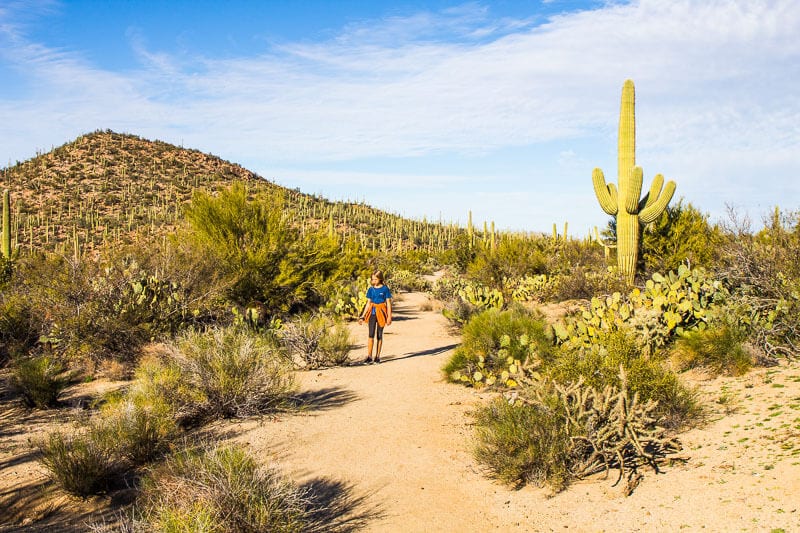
[{"x1": 592, "y1": 80, "x2": 676, "y2": 283}]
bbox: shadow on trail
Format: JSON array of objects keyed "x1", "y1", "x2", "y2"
[
  {"x1": 384, "y1": 343, "x2": 460, "y2": 363},
  {"x1": 293, "y1": 387, "x2": 360, "y2": 412},
  {"x1": 302, "y1": 477, "x2": 385, "y2": 532}
]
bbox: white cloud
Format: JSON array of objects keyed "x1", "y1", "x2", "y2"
[{"x1": 0, "y1": 0, "x2": 798, "y2": 231}]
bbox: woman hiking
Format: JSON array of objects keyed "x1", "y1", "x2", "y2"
[{"x1": 358, "y1": 270, "x2": 393, "y2": 364}]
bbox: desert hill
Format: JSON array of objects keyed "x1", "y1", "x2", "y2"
[{"x1": 1, "y1": 130, "x2": 460, "y2": 257}]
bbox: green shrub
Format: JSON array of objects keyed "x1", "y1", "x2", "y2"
[
  {"x1": 444, "y1": 306, "x2": 555, "y2": 387},
  {"x1": 37, "y1": 430, "x2": 120, "y2": 497},
  {"x1": 466, "y1": 235, "x2": 548, "y2": 290},
  {"x1": 0, "y1": 252, "x2": 196, "y2": 367},
  {"x1": 174, "y1": 327, "x2": 295, "y2": 419},
  {"x1": 184, "y1": 183, "x2": 346, "y2": 314},
  {"x1": 0, "y1": 293, "x2": 41, "y2": 365},
  {"x1": 387, "y1": 269, "x2": 429, "y2": 292},
  {"x1": 473, "y1": 395, "x2": 572, "y2": 490},
  {"x1": 671, "y1": 316, "x2": 752, "y2": 376},
  {"x1": 11, "y1": 354, "x2": 70, "y2": 408},
  {"x1": 641, "y1": 200, "x2": 723, "y2": 274},
  {"x1": 134, "y1": 444, "x2": 312, "y2": 533}
]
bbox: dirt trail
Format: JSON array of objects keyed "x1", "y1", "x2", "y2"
[{"x1": 225, "y1": 292, "x2": 800, "y2": 532}]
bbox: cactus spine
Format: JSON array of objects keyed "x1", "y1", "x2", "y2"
[
  {"x1": 2, "y1": 189, "x2": 10, "y2": 259},
  {"x1": 592, "y1": 79, "x2": 676, "y2": 283}
]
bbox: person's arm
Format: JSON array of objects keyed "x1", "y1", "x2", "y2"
[{"x1": 359, "y1": 300, "x2": 372, "y2": 323}]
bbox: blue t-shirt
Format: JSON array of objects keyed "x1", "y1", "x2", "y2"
[{"x1": 366, "y1": 285, "x2": 392, "y2": 313}]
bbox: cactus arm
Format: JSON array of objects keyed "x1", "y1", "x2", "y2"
[
  {"x1": 638, "y1": 173, "x2": 664, "y2": 211},
  {"x1": 639, "y1": 179, "x2": 676, "y2": 224},
  {"x1": 592, "y1": 168, "x2": 618, "y2": 215},
  {"x1": 622, "y1": 166, "x2": 644, "y2": 214}
]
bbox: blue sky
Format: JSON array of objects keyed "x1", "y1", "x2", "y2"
[{"x1": 1, "y1": 0, "x2": 798, "y2": 235}]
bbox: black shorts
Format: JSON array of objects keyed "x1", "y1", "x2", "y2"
[{"x1": 368, "y1": 314, "x2": 384, "y2": 340}]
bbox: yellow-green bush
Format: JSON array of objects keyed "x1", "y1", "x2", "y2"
[
  {"x1": 444, "y1": 306, "x2": 555, "y2": 388},
  {"x1": 671, "y1": 316, "x2": 752, "y2": 376},
  {"x1": 173, "y1": 327, "x2": 296, "y2": 419},
  {"x1": 641, "y1": 200, "x2": 723, "y2": 275},
  {"x1": 10, "y1": 354, "x2": 70, "y2": 408},
  {"x1": 134, "y1": 444, "x2": 312, "y2": 533},
  {"x1": 37, "y1": 429, "x2": 120, "y2": 497},
  {"x1": 473, "y1": 395, "x2": 572, "y2": 490},
  {"x1": 183, "y1": 183, "x2": 354, "y2": 315}
]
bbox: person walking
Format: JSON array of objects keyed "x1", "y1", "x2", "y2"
[{"x1": 358, "y1": 270, "x2": 392, "y2": 364}]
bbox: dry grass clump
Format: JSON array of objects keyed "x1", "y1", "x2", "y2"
[
  {"x1": 279, "y1": 314, "x2": 353, "y2": 369},
  {"x1": 37, "y1": 429, "x2": 121, "y2": 498},
  {"x1": 133, "y1": 444, "x2": 315, "y2": 533},
  {"x1": 10, "y1": 354, "x2": 70, "y2": 408},
  {"x1": 171, "y1": 327, "x2": 296, "y2": 419}
]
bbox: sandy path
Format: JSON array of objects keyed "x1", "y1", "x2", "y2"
[
  {"x1": 219, "y1": 291, "x2": 800, "y2": 532},
  {"x1": 228, "y1": 292, "x2": 499, "y2": 530}
]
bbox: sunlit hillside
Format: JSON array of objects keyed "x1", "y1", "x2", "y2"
[{"x1": 1, "y1": 130, "x2": 468, "y2": 257}]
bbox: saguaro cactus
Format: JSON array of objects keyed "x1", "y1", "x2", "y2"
[
  {"x1": 2, "y1": 189, "x2": 10, "y2": 259},
  {"x1": 592, "y1": 79, "x2": 676, "y2": 283}
]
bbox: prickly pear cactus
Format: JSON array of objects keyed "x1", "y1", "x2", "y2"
[
  {"x1": 326, "y1": 278, "x2": 369, "y2": 319},
  {"x1": 552, "y1": 266, "x2": 727, "y2": 353},
  {"x1": 592, "y1": 80, "x2": 676, "y2": 284},
  {"x1": 509, "y1": 274, "x2": 550, "y2": 303},
  {"x1": 458, "y1": 283, "x2": 504, "y2": 311}
]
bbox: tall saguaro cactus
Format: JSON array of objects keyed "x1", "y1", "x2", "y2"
[
  {"x1": 2, "y1": 189, "x2": 10, "y2": 259},
  {"x1": 592, "y1": 79, "x2": 676, "y2": 283}
]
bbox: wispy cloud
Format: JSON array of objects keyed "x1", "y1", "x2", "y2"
[{"x1": 0, "y1": 0, "x2": 798, "y2": 230}]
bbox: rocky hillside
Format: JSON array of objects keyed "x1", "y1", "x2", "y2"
[{"x1": 1, "y1": 130, "x2": 460, "y2": 257}]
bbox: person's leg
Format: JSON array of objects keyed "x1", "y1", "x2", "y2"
[
  {"x1": 365, "y1": 339, "x2": 374, "y2": 363},
  {"x1": 365, "y1": 315, "x2": 377, "y2": 363},
  {"x1": 374, "y1": 326, "x2": 384, "y2": 363}
]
